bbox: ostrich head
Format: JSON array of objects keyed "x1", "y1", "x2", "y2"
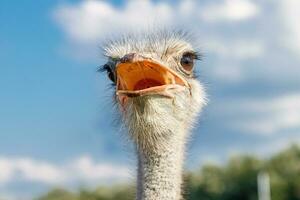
[{"x1": 100, "y1": 30, "x2": 206, "y2": 200}]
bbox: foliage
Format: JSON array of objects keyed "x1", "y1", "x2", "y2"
[
  {"x1": 38, "y1": 145, "x2": 300, "y2": 200},
  {"x1": 37, "y1": 185, "x2": 134, "y2": 200},
  {"x1": 38, "y1": 189, "x2": 77, "y2": 200}
]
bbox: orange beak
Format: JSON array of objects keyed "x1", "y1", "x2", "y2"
[{"x1": 116, "y1": 59, "x2": 189, "y2": 98}]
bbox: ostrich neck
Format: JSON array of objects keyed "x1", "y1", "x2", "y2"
[{"x1": 136, "y1": 127, "x2": 187, "y2": 200}]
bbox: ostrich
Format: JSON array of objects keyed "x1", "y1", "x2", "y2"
[{"x1": 100, "y1": 30, "x2": 206, "y2": 200}]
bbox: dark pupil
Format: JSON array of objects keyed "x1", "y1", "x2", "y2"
[
  {"x1": 106, "y1": 68, "x2": 115, "y2": 83},
  {"x1": 180, "y1": 56, "x2": 194, "y2": 71},
  {"x1": 182, "y1": 56, "x2": 192, "y2": 64}
]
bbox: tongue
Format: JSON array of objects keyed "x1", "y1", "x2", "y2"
[{"x1": 133, "y1": 78, "x2": 163, "y2": 90}]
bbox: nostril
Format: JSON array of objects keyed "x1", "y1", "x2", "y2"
[{"x1": 120, "y1": 53, "x2": 136, "y2": 63}]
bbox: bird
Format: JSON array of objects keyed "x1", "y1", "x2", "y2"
[{"x1": 100, "y1": 29, "x2": 206, "y2": 200}]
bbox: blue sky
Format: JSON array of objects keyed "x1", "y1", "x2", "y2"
[{"x1": 1, "y1": 0, "x2": 300, "y2": 199}]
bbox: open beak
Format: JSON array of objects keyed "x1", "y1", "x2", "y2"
[{"x1": 116, "y1": 59, "x2": 189, "y2": 99}]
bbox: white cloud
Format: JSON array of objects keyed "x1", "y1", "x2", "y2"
[
  {"x1": 211, "y1": 64, "x2": 244, "y2": 82},
  {"x1": 53, "y1": 0, "x2": 264, "y2": 82},
  {"x1": 229, "y1": 94, "x2": 300, "y2": 135},
  {"x1": 70, "y1": 155, "x2": 130, "y2": 182},
  {"x1": 0, "y1": 156, "x2": 130, "y2": 185},
  {"x1": 200, "y1": 0, "x2": 260, "y2": 22},
  {"x1": 205, "y1": 39, "x2": 264, "y2": 59},
  {"x1": 14, "y1": 158, "x2": 63, "y2": 183},
  {"x1": 0, "y1": 160, "x2": 14, "y2": 184},
  {"x1": 279, "y1": 0, "x2": 300, "y2": 55},
  {"x1": 203, "y1": 38, "x2": 265, "y2": 82},
  {"x1": 0, "y1": 192, "x2": 17, "y2": 200},
  {"x1": 256, "y1": 135, "x2": 300, "y2": 156},
  {"x1": 53, "y1": 0, "x2": 173, "y2": 44},
  {"x1": 53, "y1": 0, "x2": 260, "y2": 44}
]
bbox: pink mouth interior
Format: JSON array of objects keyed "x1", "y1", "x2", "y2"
[{"x1": 133, "y1": 78, "x2": 163, "y2": 90}]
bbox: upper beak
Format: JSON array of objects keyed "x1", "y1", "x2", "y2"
[{"x1": 116, "y1": 54, "x2": 189, "y2": 98}]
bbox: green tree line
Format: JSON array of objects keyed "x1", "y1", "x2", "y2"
[{"x1": 37, "y1": 145, "x2": 300, "y2": 200}]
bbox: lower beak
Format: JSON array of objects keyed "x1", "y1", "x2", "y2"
[{"x1": 116, "y1": 59, "x2": 189, "y2": 97}]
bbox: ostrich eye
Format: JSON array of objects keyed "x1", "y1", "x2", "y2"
[
  {"x1": 106, "y1": 68, "x2": 115, "y2": 83},
  {"x1": 180, "y1": 52, "x2": 196, "y2": 73},
  {"x1": 99, "y1": 64, "x2": 116, "y2": 83}
]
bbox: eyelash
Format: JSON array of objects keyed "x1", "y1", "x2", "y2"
[
  {"x1": 188, "y1": 51, "x2": 202, "y2": 60},
  {"x1": 98, "y1": 64, "x2": 116, "y2": 83},
  {"x1": 97, "y1": 64, "x2": 110, "y2": 72},
  {"x1": 194, "y1": 52, "x2": 202, "y2": 60}
]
